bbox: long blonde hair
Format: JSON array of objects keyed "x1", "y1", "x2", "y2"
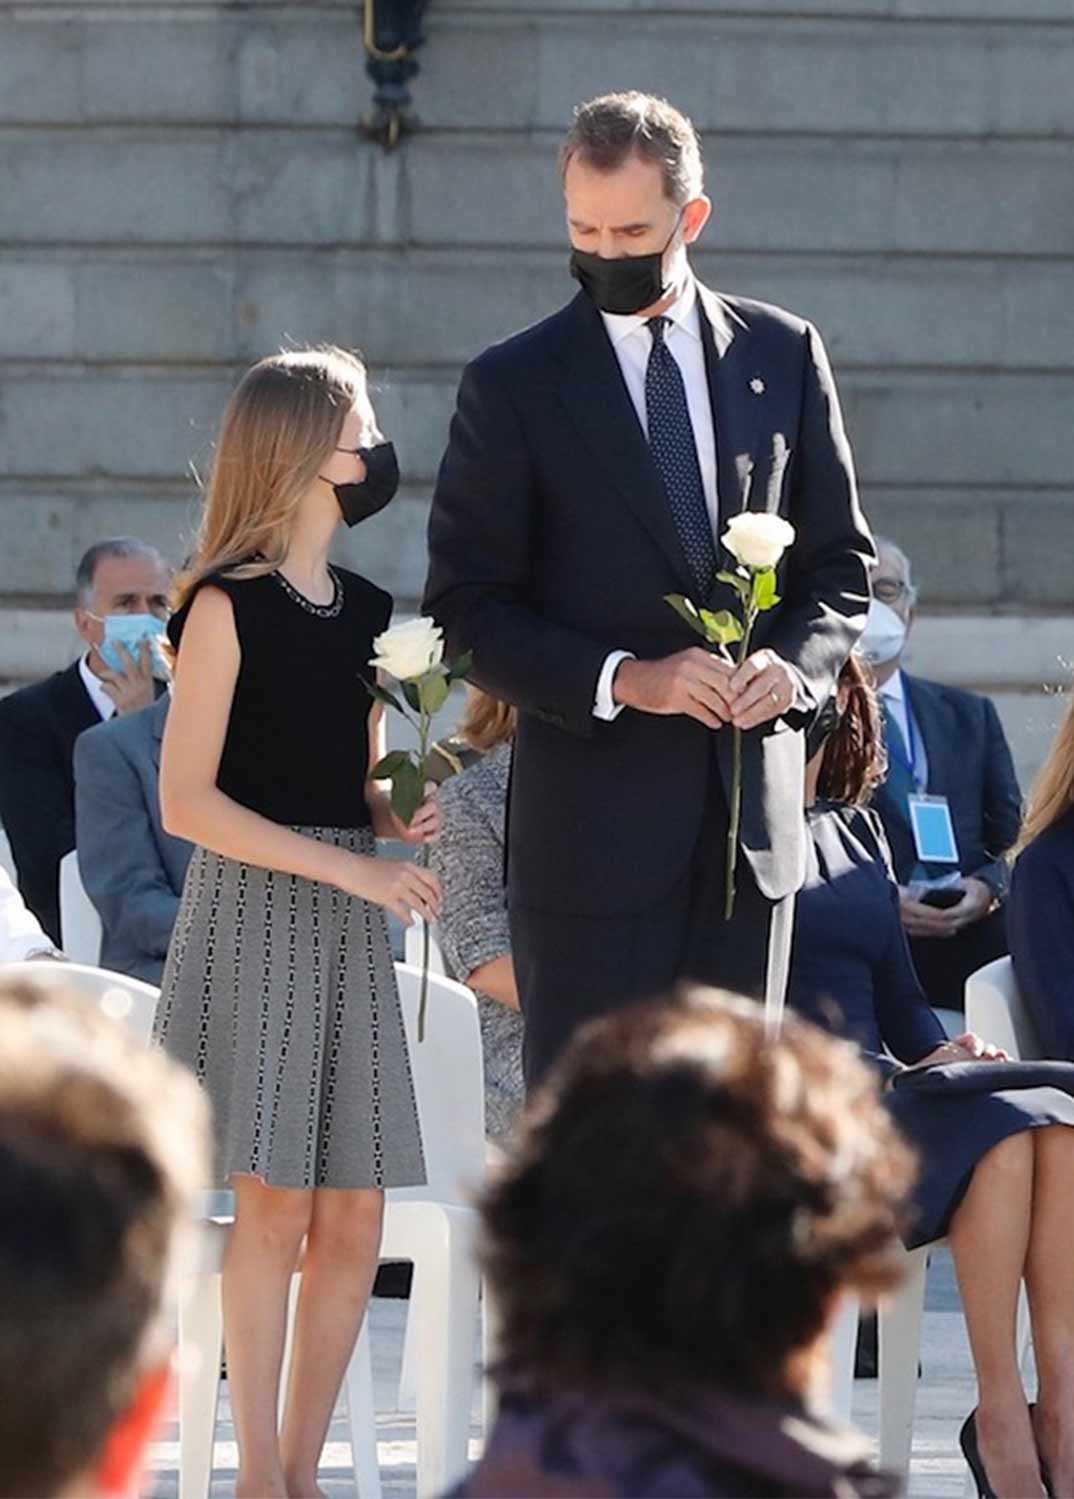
[
  {"x1": 1014, "y1": 690, "x2": 1074, "y2": 857},
  {"x1": 174, "y1": 346, "x2": 371, "y2": 609}
]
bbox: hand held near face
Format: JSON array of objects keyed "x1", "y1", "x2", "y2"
[{"x1": 89, "y1": 613, "x2": 168, "y2": 677}]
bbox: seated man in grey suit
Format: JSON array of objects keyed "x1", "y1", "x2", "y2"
[{"x1": 73, "y1": 694, "x2": 192, "y2": 983}]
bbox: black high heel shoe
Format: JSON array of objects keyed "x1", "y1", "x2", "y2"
[{"x1": 960, "y1": 1411, "x2": 996, "y2": 1499}]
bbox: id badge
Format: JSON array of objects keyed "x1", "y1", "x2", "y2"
[{"x1": 908, "y1": 795, "x2": 960, "y2": 865}]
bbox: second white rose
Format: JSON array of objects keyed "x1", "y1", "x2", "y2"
[
  {"x1": 722, "y1": 513, "x2": 796, "y2": 571},
  {"x1": 369, "y1": 616, "x2": 445, "y2": 680}
]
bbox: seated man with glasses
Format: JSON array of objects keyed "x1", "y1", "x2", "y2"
[
  {"x1": 0, "y1": 538, "x2": 171, "y2": 944},
  {"x1": 861, "y1": 535, "x2": 1020, "y2": 1018}
]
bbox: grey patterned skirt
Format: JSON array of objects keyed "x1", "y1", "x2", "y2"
[{"x1": 154, "y1": 826, "x2": 425, "y2": 1191}]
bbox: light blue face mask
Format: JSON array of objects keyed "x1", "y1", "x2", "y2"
[{"x1": 89, "y1": 613, "x2": 168, "y2": 676}]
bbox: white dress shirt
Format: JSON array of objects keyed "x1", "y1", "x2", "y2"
[
  {"x1": 0, "y1": 864, "x2": 53, "y2": 962},
  {"x1": 880, "y1": 669, "x2": 929, "y2": 791},
  {"x1": 593, "y1": 277, "x2": 719, "y2": 720},
  {"x1": 78, "y1": 654, "x2": 116, "y2": 723}
]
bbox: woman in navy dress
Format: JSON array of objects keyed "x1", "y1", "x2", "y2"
[
  {"x1": 1009, "y1": 691, "x2": 1074, "y2": 1060},
  {"x1": 790, "y1": 656, "x2": 1074, "y2": 1499}
]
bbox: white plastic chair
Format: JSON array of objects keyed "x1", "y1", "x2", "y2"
[
  {"x1": 59, "y1": 850, "x2": 103, "y2": 966},
  {"x1": 965, "y1": 955, "x2": 1042, "y2": 1062},
  {"x1": 0, "y1": 958, "x2": 158, "y2": 1041},
  {"x1": 403, "y1": 918, "x2": 447, "y2": 976},
  {"x1": 178, "y1": 963, "x2": 485, "y2": 1499}
]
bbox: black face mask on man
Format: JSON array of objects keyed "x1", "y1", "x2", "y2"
[
  {"x1": 569, "y1": 213, "x2": 684, "y2": 316},
  {"x1": 323, "y1": 442, "x2": 400, "y2": 528}
]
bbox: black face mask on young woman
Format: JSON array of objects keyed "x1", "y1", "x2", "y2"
[
  {"x1": 569, "y1": 214, "x2": 683, "y2": 316},
  {"x1": 324, "y1": 442, "x2": 400, "y2": 528}
]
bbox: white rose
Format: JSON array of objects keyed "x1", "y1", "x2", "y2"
[
  {"x1": 722, "y1": 513, "x2": 796, "y2": 571},
  {"x1": 369, "y1": 617, "x2": 445, "y2": 680}
]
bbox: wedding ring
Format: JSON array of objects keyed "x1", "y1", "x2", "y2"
[{"x1": 770, "y1": 688, "x2": 779, "y2": 703}]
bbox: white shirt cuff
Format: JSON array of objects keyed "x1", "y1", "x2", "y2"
[{"x1": 593, "y1": 650, "x2": 635, "y2": 721}]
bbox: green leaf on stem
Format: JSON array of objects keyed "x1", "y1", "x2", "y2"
[
  {"x1": 752, "y1": 568, "x2": 780, "y2": 612},
  {"x1": 389, "y1": 759, "x2": 425, "y2": 826},
  {"x1": 664, "y1": 594, "x2": 708, "y2": 639},
  {"x1": 447, "y1": 651, "x2": 474, "y2": 684},
  {"x1": 716, "y1": 570, "x2": 752, "y2": 603},
  {"x1": 401, "y1": 679, "x2": 422, "y2": 714},
  {"x1": 362, "y1": 676, "x2": 406, "y2": 714},
  {"x1": 699, "y1": 608, "x2": 745, "y2": 646},
  {"x1": 418, "y1": 671, "x2": 450, "y2": 717},
  {"x1": 370, "y1": 749, "x2": 412, "y2": 780}
]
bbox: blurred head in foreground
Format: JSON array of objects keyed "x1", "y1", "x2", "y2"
[
  {"x1": 480, "y1": 988, "x2": 914, "y2": 1406},
  {"x1": 0, "y1": 975, "x2": 208, "y2": 1499}
]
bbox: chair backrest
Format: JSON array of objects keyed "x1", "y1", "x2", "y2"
[
  {"x1": 965, "y1": 955, "x2": 1042, "y2": 1061},
  {"x1": 391, "y1": 962, "x2": 485, "y2": 1207},
  {"x1": 0, "y1": 960, "x2": 160, "y2": 1044},
  {"x1": 59, "y1": 851, "x2": 103, "y2": 966},
  {"x1": 403, "y1": 919, "x2": 447, "y2": 976}
]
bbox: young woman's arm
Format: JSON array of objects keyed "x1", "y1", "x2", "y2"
[{"x1": 161, "y1": 587, "x2": 440, "y2": 924}]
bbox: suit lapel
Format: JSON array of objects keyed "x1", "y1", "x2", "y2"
[
  {"x1": 54, "y1": 659, "x2": 104, "y2": 753},
  {"x1": 557, "y1": 291, "x2": 697, "y2": 594},
  {"x1": 697, "y1": 284, "x2": 763, "y2": 528},
  {"x1": 903, "y1": 675, "x2": 943, "y2": 795}
]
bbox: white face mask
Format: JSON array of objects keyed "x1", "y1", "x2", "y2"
[{"x1": 859, "y1": 599, "x2": 907, "y2": 666}]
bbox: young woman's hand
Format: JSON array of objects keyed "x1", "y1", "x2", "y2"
[
  {"x1": 915, "y1": 1031, "x2": 1008, "y2": 1068},
  {"x1": 391, "y1": 793, "x2": 441, "y2": 846},
  {"x1": 341, "y1": 854, "x2": 442, "y2": 926}
]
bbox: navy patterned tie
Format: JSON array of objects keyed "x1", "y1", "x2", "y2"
[{"x1": 645, "y1": 315, "x2": 717, "y2": 595}]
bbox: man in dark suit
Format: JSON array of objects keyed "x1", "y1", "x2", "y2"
[
  {"x1": 74, "y1": 695, "x2": 192, "y2": 983},
  {"x1": 863, "y1": 536, "x2": 1021, "y2": 1012},
  {"x1": 424, "y1": 93, "x2": 873, "y2": 1084},
  {"x1": 0, "y1": 538, "x2": 170, "y2": 943}
]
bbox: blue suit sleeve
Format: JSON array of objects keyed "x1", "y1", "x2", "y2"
[
  {"x1": 74, "y1": 727, "x2": 179, "y2": 962},
  {"x1": 423, "y1": 358, "x2": 609, "y2": 739}
]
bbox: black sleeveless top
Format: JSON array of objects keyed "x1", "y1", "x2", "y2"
[{"x1": 167, "y1": 564, "x2": 392, "y2": 829}]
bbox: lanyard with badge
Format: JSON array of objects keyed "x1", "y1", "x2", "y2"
[{"x1": 889, "y1": 698, "x2": 960, "y2": 867}]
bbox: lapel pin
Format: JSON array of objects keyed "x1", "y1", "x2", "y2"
[{"x1": 750, "y1": 377, "x2": 765, "y2": 395}]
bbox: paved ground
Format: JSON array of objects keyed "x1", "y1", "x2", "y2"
[{"x1": 147, "y1": 1246, "x2": 1010, "y2": 1498}]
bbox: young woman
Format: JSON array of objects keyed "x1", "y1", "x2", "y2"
[
  {"x1": 1009, "y1": 691, "x2": 1074, "y2": 1060},
  {"x1": 155, "y1": 347, "x2": 441, "y2": 1499},
  {"x1": 791, "y1": 656, "x2": 1074, "y2": 1499}
]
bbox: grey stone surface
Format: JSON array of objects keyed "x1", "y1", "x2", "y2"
[
  {"x1": 4, "y1": 131, "x2": 1072, "y2": 256},
  {"x1": 4, "y1": 248, "x2": 1074, "y2": 372}
]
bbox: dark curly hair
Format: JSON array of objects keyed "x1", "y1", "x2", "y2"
[
  {"x1": 478, "y1": 990, "x2": 915, "y2": 1404},
  {"x1": 818, "y1": 654, "x2": 887, "y2": 806}
]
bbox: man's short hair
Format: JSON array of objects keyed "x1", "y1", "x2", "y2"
[
  {"x1": 0, "y1": 975, "x2": 208, "y2": 1498},
  {"x1": 873, "y1": 533, "x2": 920, "y2": 606},
  {"x1": 560, "y1": 92, "x2": 704, "y2": 206},
  {"x1": 479, "y1": 990, "x2": 915, "y2": 1403},
  {"x1": 75, "y1": 537, "x2": 166, "y2": 607}
]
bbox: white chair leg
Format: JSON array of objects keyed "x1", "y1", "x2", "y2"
[
  {"x1": 828, "y1": 1293, "x2": 860, "y2": 1423},
  {"x1": 397, "y1": 1276, "x2": 419, "y2": 1412},
  {"x1": 344, "y1": 1314, "x2": 383, "y2": 1499},
  {"x1": 879, "y1": 1246, "x2": 930, "y2": 1474},
  {"x1": 481, "y1": 1276, "x2": 502, "y2": 1437},
  {"x1": 1016, "y1": 1279, "x2": 1032, "y2": 1375},
  {"x1": 178, "y1": 1274, "x2": 224, "y2": 1499},
  {"x1": 412, "y1": 1211, "x2": 481, "y2": 1499}
]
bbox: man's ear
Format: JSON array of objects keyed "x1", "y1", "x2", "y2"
[
  {"x1": 682, "y1": 194, "x2": 712, "y2": 245},
  {"x1": 94, "y1": 1363, "x2": 171, "y2": 1498}
]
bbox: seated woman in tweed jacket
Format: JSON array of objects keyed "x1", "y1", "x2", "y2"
[{"x1": 431, "y1": 689, "x2": 524, "y2": 1143}]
